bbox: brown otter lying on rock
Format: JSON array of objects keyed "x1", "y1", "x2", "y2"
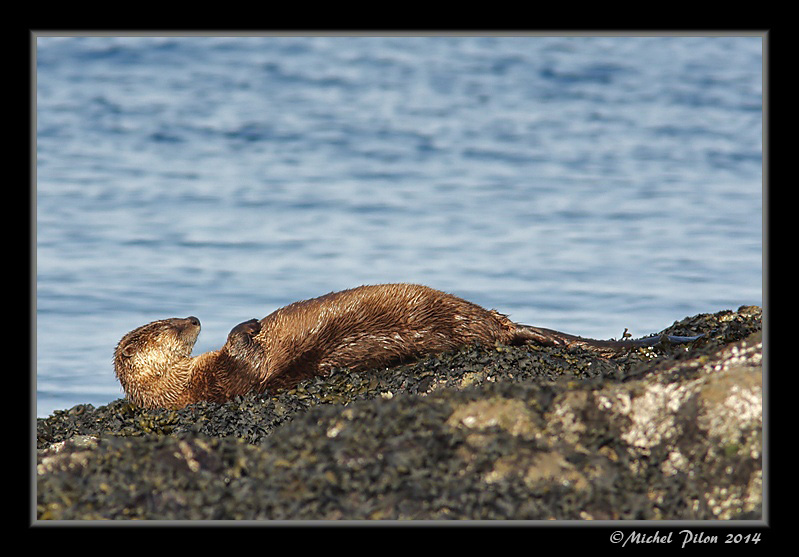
[{"x1": 114, "y1": 283, "x2": 702, "y2": 409}]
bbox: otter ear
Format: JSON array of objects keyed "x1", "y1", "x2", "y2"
[
  {"x1": 120, "y1": 344, "x2": 136, "y2": 358},
  {"x1": 229, "y1": 319, "x2": 261, "y2": 338}
]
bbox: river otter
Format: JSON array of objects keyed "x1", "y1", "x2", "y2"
[{"x1": 114, "y1": 283, "x2": 702, "y2": 409}]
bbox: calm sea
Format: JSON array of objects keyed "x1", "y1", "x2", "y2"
[{"x1": 35, "y1": 35, "x2": 763, "y2": 417}]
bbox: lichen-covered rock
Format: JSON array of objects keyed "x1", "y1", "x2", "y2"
[{"x1": 36, "y1": 306, "x2": 762, "y2": 520}]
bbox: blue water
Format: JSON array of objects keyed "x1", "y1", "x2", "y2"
[{"x1": 35, "y1": 35, "x2": 763, "y2": 417}]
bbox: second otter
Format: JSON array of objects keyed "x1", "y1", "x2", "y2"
[{"x1": 114, "y1": 283, "x2": 702, "y2": 409}]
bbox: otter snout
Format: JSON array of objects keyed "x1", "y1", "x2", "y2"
[
  {"x1": 175, "y1": 316, "x2": 201, "y2": 332},
  {"x1": 174, "y1": 316, "x2": 201, "y2": 344}
]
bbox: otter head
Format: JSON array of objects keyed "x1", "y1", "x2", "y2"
[
  {"x1": 114, "y1": 316, "x2": 201, "y2": 407},
  {"x1": 219, "y1": 318, "x2": 270, "y2": 379},
  {"x1": 224, "y1": 318, "x2": 262, "y2": 358}
]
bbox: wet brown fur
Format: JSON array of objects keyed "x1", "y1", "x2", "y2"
[{"x1": 114, "y1": 283, "x2": 696, "y2": 409}]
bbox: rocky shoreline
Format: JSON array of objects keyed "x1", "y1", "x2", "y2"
[{"x1": 36, "y1": 306, "x2": 763, "y2": 520}]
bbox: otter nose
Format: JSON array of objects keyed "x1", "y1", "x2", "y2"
[{"x1": 187, "y1": 316, "x2": 200, "y2": 327}]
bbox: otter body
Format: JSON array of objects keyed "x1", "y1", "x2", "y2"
[{"x1": 114, "y1": 284, "x2": 702, "y2": 409}]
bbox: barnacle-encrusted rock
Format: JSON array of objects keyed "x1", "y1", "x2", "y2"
[{"x1": 36, "y1": 306, "x2": 762, "y2": 520}]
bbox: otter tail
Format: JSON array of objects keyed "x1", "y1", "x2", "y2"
[{"x1": 511, "y1": 324, "x2": 703, "y2": 357}]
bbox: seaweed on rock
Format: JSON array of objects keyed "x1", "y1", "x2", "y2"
[{"x1": 36, "y1": 306, "x2": 762, "y2": 520}]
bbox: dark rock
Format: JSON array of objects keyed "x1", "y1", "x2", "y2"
[{"x1": 36, "y1": 306, "x2": 762, "y2": 520}]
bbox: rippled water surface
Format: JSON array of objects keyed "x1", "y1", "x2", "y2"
[{"x1": 36, "y1": 35, "x2": 763, "y2": 416}]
